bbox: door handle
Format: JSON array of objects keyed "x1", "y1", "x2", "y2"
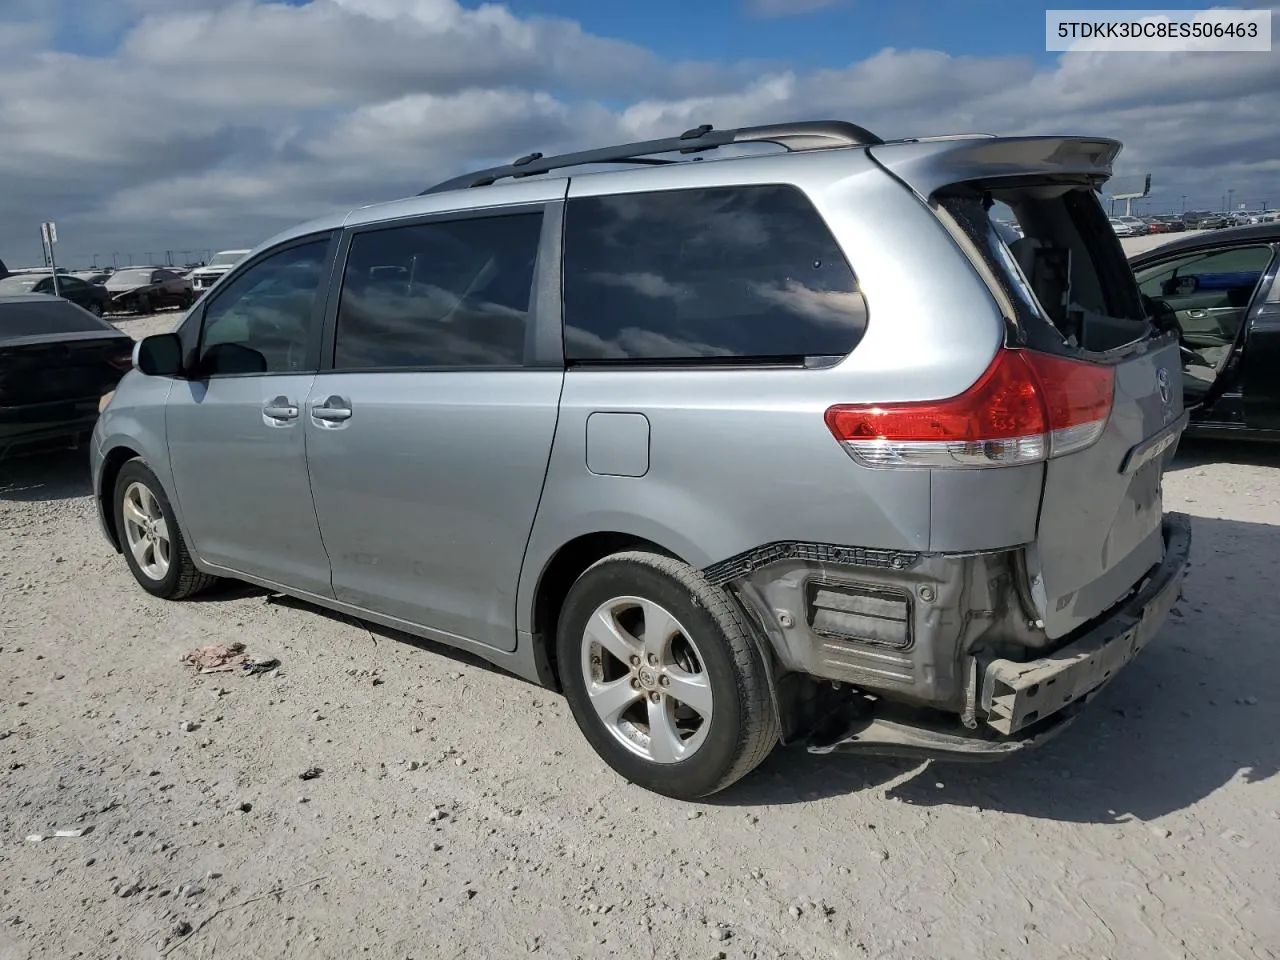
[
  {"x1": 310, "y1": 396, "x2": 352, "y2": 423},
  {"x1": 262, "y1": 397, "x2": 299, "y2": 421}
]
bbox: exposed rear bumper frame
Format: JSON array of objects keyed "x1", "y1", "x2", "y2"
[
  {"x1": 806, "y1": 513, "x2": 1191, "y2": 759},
  {"x1": 981, "y1": 512, "x2": 1190, "y2": 736}
]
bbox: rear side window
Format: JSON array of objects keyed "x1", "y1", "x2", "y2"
[
  {"x1": 0, "y1": 298, "x2": 109, "y2": 339},
  {"x1": 334, "y1": 211, "x2": 543, "y2": 370},
  {"x1": 563, "y1": 185, "x2": 865, "y2": 362}
]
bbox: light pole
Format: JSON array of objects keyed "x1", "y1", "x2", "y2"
[
  {"x1": 1181, "y1": 195, "x2": 1187, "y2": 214},
  {"x1": 1227, "y1": 188, "x2": 1234, "y2": 213}
]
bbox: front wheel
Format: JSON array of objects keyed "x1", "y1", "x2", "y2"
[
  {"x1": 556, "y1": 551, "x2": 779, "y2": 800},
  {"x1": 113, "y1": 458, "x2": 218, "y2": 599}
]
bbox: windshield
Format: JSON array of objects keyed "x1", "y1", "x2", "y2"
[
  {"x1": 0, "y1": 275, "x2": 41, "y2": 293},
  {"x1": 110, "y1": 269, "x2": 153, "y2": 285},
  {"x1": 209, "y1": 251, "x2": 246, "y2": 268}
]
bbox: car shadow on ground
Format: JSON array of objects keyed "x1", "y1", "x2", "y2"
[
  {"x1": 1169, "y1": 436, "x2": 1280, "y2": 470},
  {"x1": 717, "y1": 512, "x2": 1280, "y2": 822},
  {"x1": 0, "y1": 448, "x2": 93, "y2": 502},
  {"x1": 258, "y1": 591, "x2": 509, "y2": 677}
]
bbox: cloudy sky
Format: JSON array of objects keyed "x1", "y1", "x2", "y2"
[{"x1": 1, "y1": 0, "x2": 1276, "y2": 268}]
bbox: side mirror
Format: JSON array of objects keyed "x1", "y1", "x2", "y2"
[
  {"x1": 1174, "y1": 276, "x2": 1198, "y2": 296},
  {"x1": 136, "y1": 332, "x2": 183, "y2": 377}
]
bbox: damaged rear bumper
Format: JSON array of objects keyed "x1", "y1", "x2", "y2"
[
  {"x1": 981, "y1": 512, "x2": 1191, "y2": 735},
  {"x1": 807, "y1": 513, "x2": 1192, "y2": 759}
]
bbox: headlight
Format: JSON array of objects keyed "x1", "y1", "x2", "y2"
[{"x1": 99, "y1": 390, "x2": 115, "y2": 412}]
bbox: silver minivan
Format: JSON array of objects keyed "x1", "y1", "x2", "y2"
[{"x1": 92, "y1": 121, "x2": 1191, "y2": 799}]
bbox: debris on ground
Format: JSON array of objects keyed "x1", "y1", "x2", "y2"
[
  {"x1": 25, "y1": 827, "x2": 93, "y2": 842},
  {"x1": 242, "y1": 657, "x2": 280, "y2": 676},
  {"x1": 181, "y1": 642, "x2": 247, "y2": 672},
  {"x1": 299, "y1": 767, "x2": 323, "y2": 781},
  {"x1": 180, "y1": 642, "x2": 279, "y2": 678}
]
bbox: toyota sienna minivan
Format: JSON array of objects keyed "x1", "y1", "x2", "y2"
[{"x1": 92, "y1": 120, "x2": 1191, "y2": 799}]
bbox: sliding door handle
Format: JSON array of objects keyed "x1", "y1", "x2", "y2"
[
  {"x1": 262, "y1": 397, "x2": 299, "y2": 421},
  {"x1": 311, "y1": 396, "x2": 352, "y2": 423}
]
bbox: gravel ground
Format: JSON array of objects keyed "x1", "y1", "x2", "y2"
[{"x1": 1, "y1": 308, "x2": 1278, "y2": 960}]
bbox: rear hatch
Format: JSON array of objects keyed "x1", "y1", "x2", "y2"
[{"x1": 870, "y1": 137, "x2": 1186, "y2": 639}]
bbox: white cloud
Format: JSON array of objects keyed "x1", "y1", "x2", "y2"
[{"x1": 0, "y1": 0, "x2": 1277, "y2": 267}]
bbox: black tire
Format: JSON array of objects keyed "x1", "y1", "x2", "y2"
[
  {"x1": 88, "y1": 302, "x2": 104, "y2": 317},
  {"x1": 137, "y1": 295, "x2": 152, "y2": 315},
  {"x1": 113, "y1": 458, "x2": 218, "y2": 600},
  {"x1": 556, "y1": 550, "x2": 779, "y2": 800}
]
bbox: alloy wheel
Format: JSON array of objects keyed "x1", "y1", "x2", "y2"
[
  {"x1": 579, "y1": 596, "x2": 713, "y2": 764},
  {"x1": 121, "y1": 481, "x2": 171, "y2": 581}
]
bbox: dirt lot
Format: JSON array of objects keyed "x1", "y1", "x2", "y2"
[{"x1": 2, "y1": 308, "x2": 1278, "y2": 960}]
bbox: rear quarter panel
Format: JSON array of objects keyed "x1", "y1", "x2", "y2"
[{"x1": 516, "y1": 150, "x2": 1028, "y2": 633}]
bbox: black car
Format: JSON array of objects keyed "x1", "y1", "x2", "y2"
[
  {"x1": 0, "y1": 272, "x2": 112, "y2": 316},
  {"x1": 0, "y1": 294, "x2": 134, "y2": 459},
  {"x1": 1131, "y1": 223, "x2": 1280, "y2": 441}
]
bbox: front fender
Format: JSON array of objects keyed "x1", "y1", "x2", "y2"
[{"x1": 93, "y1": 373, "x2": 178, "y2": 546}]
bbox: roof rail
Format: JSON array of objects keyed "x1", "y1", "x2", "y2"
[{"x1": 419, "y1": 120, "x2": 883, "y2": 195}]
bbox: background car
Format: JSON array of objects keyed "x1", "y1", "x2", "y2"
[
  {"x1": 0, "y1": 294, "x2": 134, "y2": 459},
  {"x1": 1109, "y1": 217, "x2": 1136, "y2": 236},
  {"x1": 1132, "y1": 222, "x2": 1280, "y2": 441},
  {"x1": 1115, "y1": 214, "x2": 1150, "y2": 236},
  {"x1": 189, "y1": 249, "x2": 251, "y2": 298},
  {"x1": 104, "y1": 266, "x2": 194, "y2": 314},
  {"x1": 0, "y1": 271, "x2": 111, "y2": 316}
]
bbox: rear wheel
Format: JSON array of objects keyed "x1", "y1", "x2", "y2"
[
  {"x1": 556, "y1": 551, "x2": 779, "y2": 800},
  {"x1": 88, "y1": 302, "x2": 104, "y2": 317},
  {"x1": 114, "y1": 459, "x2": 217, "y2": 599}
]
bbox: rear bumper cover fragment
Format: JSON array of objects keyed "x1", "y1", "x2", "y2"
[{"x1": 982, "y1": 512, "x2": 1191, "y2": 735}]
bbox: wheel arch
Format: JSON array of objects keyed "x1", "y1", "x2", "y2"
[
  {"x1": 98, "y1": 444, "x2": 144, "y2": 552},
  {"x1": 528, "y1": 531, "x2": 682, "y2": 689}
]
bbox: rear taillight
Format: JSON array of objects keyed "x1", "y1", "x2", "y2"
[
  {"x1": 107, "y1": 349, "x2": 134, "y2": 372},
  {"x1": 825, "y1": 349, "x2": 1114, "y2": 469}
]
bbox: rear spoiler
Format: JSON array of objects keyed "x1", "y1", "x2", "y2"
[{"x1": 868, "y1": 136, "x2": 1123, "y2": 200}]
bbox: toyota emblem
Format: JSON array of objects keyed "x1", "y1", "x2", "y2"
[{"x1": 1156, "y1": 367, "x2": 1171, "y2": 406}]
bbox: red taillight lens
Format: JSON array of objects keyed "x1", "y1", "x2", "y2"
[
  {"x1": 107, "y1": 349, "x2": 134, "y2": 372},
  {"x1": 825, "y1": 349, "x2": 1114, "y2": 469}
]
